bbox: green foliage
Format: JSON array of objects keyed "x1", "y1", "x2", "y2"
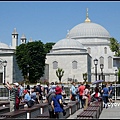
[
  {"x1": 110, "y1": 37, "x2": 120, "y2": 56},
  {"x1": 117, "y1": 68, "x2": 120, "y2": 84},
  {"x1": 15, "y1": 40, "x2": 46, "y2": 83},
  {"x1": 56, "y1": 68, "x2": 64, "y2": 83},
  {"x1": 44, "y1": 42, "x2": 55, "y2": 53},
  {"x1": 83, "y1": 73, "x2": 87, "y2": 82}
]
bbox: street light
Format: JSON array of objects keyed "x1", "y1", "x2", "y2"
[
  {"x1": 94, "y1": 58, "x2": 98, "y2": 81},
  {"x1": 0, "y1": 60, "x2": 7, "y2": 85},
  {"x1": 100, "y1": 64, "x2": 104, "y2": 80},
  {"x1": 115, "y1": 69, "x2": 117, "y2": 102},
  {"x1": 27, "y1": 64, "x2": 29, "y2": 81}
]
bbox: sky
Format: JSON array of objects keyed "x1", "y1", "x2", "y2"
[{"x1": 0, "y1": 1, "x2": 120, "y2": 46}]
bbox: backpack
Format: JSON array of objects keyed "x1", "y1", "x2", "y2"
[{"x1": 36, "y1": 85, "x2": 42, "y2": 95}]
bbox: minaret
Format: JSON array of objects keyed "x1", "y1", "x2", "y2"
[
  {"x1": 29, "y1": 37, "x2": 33, "y2": 42},
  {"x1": 85, "y1": 8, "x2": 91, "y2": 23},
  {"x1": 12, "y1": 28, "x2": 18, "y2": 49},
  {"x1": 21, "y1": 34, "x2": 27, "y2": 44}
]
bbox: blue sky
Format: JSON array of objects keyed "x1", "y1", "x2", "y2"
[{"x1": 0, "y1": 1, "x2": 120, "y2": 46}]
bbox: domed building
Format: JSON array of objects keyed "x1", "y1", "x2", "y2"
[
  {"x1": 0, "y1": 28, "x2": 26, "y2": 86},
  {"x1": 46, "y1": 37, "x2": 92, "y2": 83},
  {"x1": 46, "y1": 9, "x2": 117, "y2": 83}
]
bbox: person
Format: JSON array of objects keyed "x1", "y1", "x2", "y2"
[
  {"x1": 82, "y1": 84, "x2": 91, "y2": 110},
  {"x1": 75, "y1": 84, "x2": 80, "y2": 102},
  {"x1": 45, "y1": 84, "x2": 56, "y2": 118},
  {"x1": 19, "y1": 83, "x2": 24, "y2": 102},
  {"x1": 21, "y1": 89, "x2": 34, "y2": 108},
  {"x1": 4, "y1": 82, "x2": 20, "y2": 112},
  {"x1": 78, "y1": 82, "x2": 85, "y2": 108},
  {"x1": 36, "y1": 83, "x2": 43, "y2": 103},
  {"x1": 31, "y1": 88, "x2": 38, "y2": 103},
  {"x1": 51, "y1": 86, "x2": 64, "y2": 119},
  {"x1": 108, "y1": 83, "x2": 114, "y2": 103},
  {"x1": 70, "y1": 82, "x2": 77, "y2": 101},
  {"x1": 91, "y1": 84, "x2": 101, "y2": 102},
  {"x1": 101, "y1": 83, "x2": 109, "y2": 108},
  {"x1": 26, "y1": 85, "x2": 30, "y2": 90}
]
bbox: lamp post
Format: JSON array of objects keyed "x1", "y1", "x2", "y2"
[
  {"x1": 115, "y1": 69, "x2": 117, "y2": 102},
  {"x1": 68, "y1": 78, "x2": 72, "y2": 101},
  {"x1": 1, "y1": 60, "x2": 7, "y2": 85},
  {"x1": 94, "y1": 59, "x2": 98, "y2": 81},
  {"x1": 100, "y1": 64, "x2": 104, "y2": 80},
  {"x1": 27, "y1": 64, "x2": 29, "y2": 81}
]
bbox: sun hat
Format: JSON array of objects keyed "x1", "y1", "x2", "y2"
[
  {"x1": 23, "y1": 90, "x2": 28, "y2": 94},
  {"x1": 13, "y1": 82, "x2": 19, "y2": 86},
  {"x1": 36, "y1": 83, "x2": 40, "y2": 86},
  {"x1": 55, "y1": 86, "x2": 62, "y2": 95}
]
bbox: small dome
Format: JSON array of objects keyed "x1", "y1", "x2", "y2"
[
  {"x1": 52, "y1": 38, "x2": 84, "y2": 50},
  {"x1": 68, "y1": 22, "x2": 110, "y2": 39},
  {"x1": 0, "y1": 42, "x2": 10, "y2": 49}
]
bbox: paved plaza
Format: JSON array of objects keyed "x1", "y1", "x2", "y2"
[{"x1": 66, "y1": 100, "x2": 120, "y2": 119}]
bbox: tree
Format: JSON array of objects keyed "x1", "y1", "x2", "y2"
[
  {"x1": 110, "y1": 37, "x2": 120, "y2": 56},
  {"x1": 15, "y1": 40, "x2": 46, "y2": 83},
  {"x1": 117, "y1": 68, "x2": 120, "y2": 84},
  {"x1": 44, "y1": 42, "x2": 55, "y2": 54},
  {"x1": 83, "y1": 73, "x2": 87, "y2": 84},
  {"x1": 56, "y1": 68, "x2": 64, "y2": 83}
]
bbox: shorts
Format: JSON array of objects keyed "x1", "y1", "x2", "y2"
[{"x1": 108, "y1": 94, "x2": 113, "y2": 98}]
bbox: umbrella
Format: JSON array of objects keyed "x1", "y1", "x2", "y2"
[{"x1": 92, "y1": 80, "x2": 104, "y2": 85}]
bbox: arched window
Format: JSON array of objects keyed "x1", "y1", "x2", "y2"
[
  {"x1": 53, "y1": 61, "x2": 58, "y2": 69},
  {"x1": 87, "y1": 47, "x2": 91, "y2": 54},
  {"x1": 108, "y1": 56, "x2": 112, "y2": 69},
  {"x1": 104, "y1": 47, "x2": 107, "y2": 54},
  {"x1": 99, "y1": 56, "x2": 104, "y2": 65},
  {"x1": 72, "y1": 61, "x2": 77, "y2": 69}
]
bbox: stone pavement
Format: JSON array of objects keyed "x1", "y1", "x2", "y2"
[
  {"x1": 66, "y1": 100, "x2": 120, "y2": 119},
  {"x1": 99, "y1": 106, "x2": 120, "y2": 119},
  {"x1": 99, "y1": 100, "x2": 120, "y2": 119}
]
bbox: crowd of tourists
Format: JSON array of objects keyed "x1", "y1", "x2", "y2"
[
  {"x1": 4, "y1": 80, "x2": 115, "y2": 119},
  {"x1": 70, "y1": 82, "x2": 115, "y2": 110}
]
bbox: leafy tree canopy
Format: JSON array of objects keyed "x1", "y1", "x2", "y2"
[
  {"x1": 44, "y1": 42, "x2": 55, "y2": 53},
  {"x1": 110, "y1": 37, "x2": 120, "y2": 56},
  {"x1": 15, "y1": 40, "x2": 46, "y2": 83}
]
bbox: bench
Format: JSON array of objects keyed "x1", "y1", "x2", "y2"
[
  {"x1": 0, "y1": 106, "x2": 10, "y2": 114},
  {"x1": 36, "y1": 111, "x2": 49, "y2": 119},
  {"x1": 63, "y1": 105, "x2": 70, "y2": 118},
  {"x1": 90, "y1": 101, "x2": 103, "y2": 113},
  {"x1": 77, "y1": 110, "x2": 97, "y2": 119},
  {"x1": 84, "y1": 106, "x2": 100, "y2": 118},
  {"x1": 68, "y1": 101, "x2": 80, "y2": 110},
  {"x1": 34, "y1": 102, "x2": 48, "y2": 114},
  {"x1": 77, "y1": 116, "x2": 93, "y2": 119},
  {"x1": 0, "y1": 101, "x2": 10, "y2": 107},
  {"x1": 0, "y1": 117, "x2": 6, "y2": 119},
  {"x1": 0, "y1": 110, "x2": 27, "y2": 118},
  {"x1": 20, "y1": 106, "x2": 40, "y2": 119},
  {"x1": 67, "y1": 102, "x2": 76, "y2": 115},
  {"x1": 19, "y1": 103, "x2": 26, "y2": 109}
]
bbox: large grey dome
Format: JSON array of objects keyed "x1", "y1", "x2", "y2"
[
  {"x1": 68, "y1": 22, "x2": 111, "y2": 39},
  {"x1": 51, "y1": 38, "x2": 87, "y2": 54},
  {"x1": 0, "y1": 42, "x2": 10, "y2": 49},
  {"x1": 52, "y1": 38, "x2": 84, "y2": 50}
]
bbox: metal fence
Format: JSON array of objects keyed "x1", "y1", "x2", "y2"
[{"x1": 0, "y1": 84, "x2": 120, "y2": 100}]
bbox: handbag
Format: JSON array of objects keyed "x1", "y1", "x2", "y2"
[{"x1": 27, "y1": 100, "x2": 34, "y2": 108}]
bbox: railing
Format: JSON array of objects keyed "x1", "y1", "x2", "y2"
[{"x1": 0, "y1": 84, "x2": 120, "y2": 100}]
